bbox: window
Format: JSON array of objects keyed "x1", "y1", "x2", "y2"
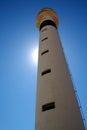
[
  {"x1": 41, "y1": 69, "x2": 51, "y2": 76},
  {"x1": 40, "y1": 20, "x2": 57, "y2": 30},
  {"x1": 41, "y1": 28, "x2": 47, "y2": 32},
  {"x1": 41, "y1": 50, "x2": 49, "y2": 55},
  {"x1": 41, "y1": 37, "x2": 48, "y2": 42},
  {"x1": 42, "y1": 102, "x2": 55, "y2": 111}
]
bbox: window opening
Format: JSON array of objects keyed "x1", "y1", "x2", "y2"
[
  {"x1": 41, "y1": 37, "x2": 48, "y2": 42},
  {"x1": 41, "y1": 69, "x2": 51, "y2": 76},
  {"x1": 42, "y1": 102, "x2": 55, "y2": 111},
  {"x1": 41, "y1": 50, "x2": 49, "y2": 55},
  {"x1": 41, "y1": 28, "x2": 47, "y2": 32},
  {"x1": 40, "y1": 20, "x2": 57, "y2": 30}
]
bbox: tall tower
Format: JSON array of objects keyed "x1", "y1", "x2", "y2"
[{"x1": 35, "y1": 8, "x2": 85, "y2": 130}]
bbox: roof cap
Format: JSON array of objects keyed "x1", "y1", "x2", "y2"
[{"x1": 36, "y1": 8, "x2": 59, "y2": 28}]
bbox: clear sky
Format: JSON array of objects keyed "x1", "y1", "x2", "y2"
[{"x1": 0, "y1": 0, "x2": 87, "y2": 130}]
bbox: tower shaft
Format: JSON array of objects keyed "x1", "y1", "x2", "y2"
[{"x1": 35, "y1": 8, "x2": 85, "y2": 130}]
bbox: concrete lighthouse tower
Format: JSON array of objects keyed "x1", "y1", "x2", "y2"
[{"x1": 35, "y1": 8, "x2": 85, "y2": 130}]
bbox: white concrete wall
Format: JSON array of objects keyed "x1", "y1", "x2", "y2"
[{"x1": 35, "y1": 18, "x2": 85, "y2": 130}]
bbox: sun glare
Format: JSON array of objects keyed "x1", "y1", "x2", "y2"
[{"x1": 32, "y1": 47, "x2": 38, "y2": 65}]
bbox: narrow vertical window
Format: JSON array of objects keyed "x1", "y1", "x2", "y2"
[
  {"x1": 41, "y1": 69, "x2": 51, "y2": 76},
  {"x1": 42, "y1": 102, "x2": 55, "y2": 111}
]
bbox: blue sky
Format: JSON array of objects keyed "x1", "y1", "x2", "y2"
[{"x1": 0, "y1": 0, "x2": 87, "y2": 130}]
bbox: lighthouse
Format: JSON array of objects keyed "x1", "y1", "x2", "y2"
[{"x1": 35, "y1": 8, "x2": 85, "y2": 130}]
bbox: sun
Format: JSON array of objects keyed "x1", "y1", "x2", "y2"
[{"x1": 32, "y1": 47, "x2": 39, "y2": 65}]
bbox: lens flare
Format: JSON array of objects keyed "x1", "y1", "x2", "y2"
[{"x1": 32, "y1": 47, "x2": 38, "y2": 65}]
